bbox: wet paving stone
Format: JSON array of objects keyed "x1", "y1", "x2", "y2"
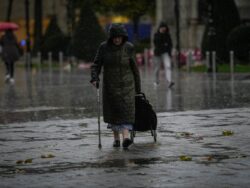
[{"x1": 0, "y1": 66, "x2": 250, "y2": 187}]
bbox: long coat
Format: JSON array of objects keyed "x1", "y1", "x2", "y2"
[
  {"x1": 0, "y1": 32, "x2": 20, "y2": 62},
  {"x1": 91, "y1": 25, "x2": 141, "y2": 125}
]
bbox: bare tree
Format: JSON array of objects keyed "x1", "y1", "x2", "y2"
[
  {"x1": 6, "y1": 0, "x2": 13, "y2": 21},
  {"x1": 33, "y1": 0, "x2": 43, "y2": 54}
]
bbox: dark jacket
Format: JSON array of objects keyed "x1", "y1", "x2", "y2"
[
  {"x1": 91, "y1": 24, "x2": 141, "y2": 125},
  {"x1": 0, "y1": 31, "x2": 20, "y2": 62},
  {"x1": 153, "y1": 23, "x2": 173, "y2": 56}
]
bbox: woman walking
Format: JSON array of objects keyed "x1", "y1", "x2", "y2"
[
  {"x1": 0, "y1": 30, "x2": 20, "y2": 84},
  {"x1": 90, "y1": 23, "x2": 141, "y2": 148},
  {"x1": 153, "y1": 22, "x2": 174, "y2": 88}
]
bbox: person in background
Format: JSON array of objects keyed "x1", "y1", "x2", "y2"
[
  {"x1": 90, "y1": 23, "x2": 141, "y2": 148},
  {"x1": 0, "y1": 29, "x2": 20, "y2": 84},
  {"x1": 153, "y1": 22, "x2": 174, "y2": 88}
]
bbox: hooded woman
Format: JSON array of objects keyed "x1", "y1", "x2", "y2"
[
  {"x1": 153, "y1": 22, "x2": 174, "y2": 88},
  {"x1": 90, "y1": 23, "x2": 141, "y2": 148}
]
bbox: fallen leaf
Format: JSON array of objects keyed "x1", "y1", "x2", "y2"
[
  {"x1": 15, "y1": 169, "x2": 26, "y2": 173},
  {"x1": 16, "y1": 160, "x2": 24, "y2": 164},
  {"x1": 179, "y1": 155, "x2": 192, "y2": 161},
  {"x1": 24, "y1": 158, "x2": 33, "y2": 163},
  {"x1": 47, "y1": 154, "x2": 55, "y2": 158},
  {"x1": 222, "y1": 130, "x2": 234, "y2": 136},
  {"x1": 204, "y1": 156, "x2": 213, "y2": 161},
  {"x1": 41, "y1": 154, "x2": 55, "y2": 159},
  {"x1": 180, "y1": 132, "x2": 193, "y2": 137}
]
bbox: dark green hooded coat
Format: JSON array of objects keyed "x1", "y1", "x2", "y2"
[{"x1": 91, "y1": 24, "x2": 141, "y2": 125}]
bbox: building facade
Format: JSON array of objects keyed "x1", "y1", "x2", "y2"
[
  {"x1": 0, "y1": 0, "x2": 68, "y2": 41},
  {"x1": 156, "y1": 0, "x2": 250, "y2": 50},
  {"x1": 1, "y1": 0, "x2": 250, "y2": 50}
]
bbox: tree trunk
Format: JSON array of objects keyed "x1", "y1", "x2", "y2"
[
  {"x1": 33, "y1": 0, "x2": 43, "y2": 54},
  {"x1": 25, "y1": 0, "x2": 32, "y2": 67},
  {"x1": 174, "y1": 0, "x2": 181, "y2": 68},
  {"x1": 6, "y1": 0, "x2": 13, "y2": 21},
  {"x1": 66, "y1": 0, "x2": 76, "y2": 37}
]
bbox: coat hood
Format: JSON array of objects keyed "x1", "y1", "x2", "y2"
[
  {"x1": 157, "y1": 22, "x2": 169, "y2": 33},
  {"x1": 108, "y1": 23, "x2": 128, "y2": 43}
]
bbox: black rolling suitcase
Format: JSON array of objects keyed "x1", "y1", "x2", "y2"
[{"x1": 131, "y1": 93, "x2": 157, "y2": 142}]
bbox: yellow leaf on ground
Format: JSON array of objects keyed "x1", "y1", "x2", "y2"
[
  {"x1": 24, "y1": 158, "x2": 33, "y2": 163},
  {"x1": 179, "y1": 155, "x2": 192, "y2": 161},
  {"x1": 16, "y1": 160, "x2": 24, "y2": 164},
  {"x1": 47, "y1": 154, "x2": 55, "y2": 158},
  {"x1": 222, "y1": 130, "x2": 234, "y2": 136},
  {"x1": 15, "y1": 169, "x2": 26, "y2": 173},
  {"x1": 180, "y1": 132, "x2": 193, "y2": 137},
  {"x1": 41, "y1": 154, "x2": 55, "y2": 159}
]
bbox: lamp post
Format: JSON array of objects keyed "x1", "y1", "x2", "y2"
[{"x1": 174, "y1": 0, "x2": 181, "y2": 68}]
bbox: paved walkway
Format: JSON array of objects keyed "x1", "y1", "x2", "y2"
[{"x1": 0, "y1": 65, "x2": 250, "y2": 187}]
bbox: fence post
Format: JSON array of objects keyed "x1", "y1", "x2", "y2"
[
  {"x1": 37, "y1": 51, "x2": 41, "y2": 69},
  {"x1": 206, "y1": 51, "x2": 210, "y2": 70},
  {"x1": 187, "y1": 50, "x2": 192, "y2": 72},
  {"x1": 48, "y1": 52, "x2": 52, "y2": 70},
  {"x1": 144, "y1": 48, "x2": 148, "y2": 67},
  {"x1": 212, "y1": 51, "x2": 216, "y2": 74},
  {"x1": 59, "y1": 51, "x2": 63, "y2": 68},
  {"x1": 230, "y1": 51, "x2": 234, "y2": 74},
  {"x1": 25, "y1": 52, "x2": 31, "y2": 70}
]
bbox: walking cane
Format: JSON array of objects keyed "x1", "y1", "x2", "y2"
[{"x1": 96, "y1": 82, "x2": 102, "y2": 149}]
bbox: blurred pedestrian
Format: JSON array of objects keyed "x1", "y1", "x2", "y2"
[
  {"x1": 0, "y1": 30, "x2": 20, "y2": 84},
  {"x1": 90, "y1": 23, "x2": 141, "y2": 148},
  {"x1": 153, "y1": 22, "x2": 174, "y2": 88}
]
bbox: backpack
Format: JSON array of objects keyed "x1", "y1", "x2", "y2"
[{"x1": 134, "y1": 93, "x2": 157, "y2": 131}]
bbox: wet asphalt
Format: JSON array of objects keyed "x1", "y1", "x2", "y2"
[{"x1": 0, "y1": 63, "x2": 250, "y2": 188}]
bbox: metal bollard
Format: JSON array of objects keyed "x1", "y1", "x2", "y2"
[
  {"x1": 187, "y1": 51, "x2": 192, "y2": 72},
  {"x1": 206, "y1": 51, "x2": 210, "y2": 69},
  {"x1": 59, "y1": 51, "x2": 63, "y2": 67},
  {"x1": 144, "y1": 48, "x2": 148, "y2": 67},
  {"x1": 212, "y1": 51, "x2": 216, "y2": 74},
  {"x1": 230, "y1": 51, "x2": 234, "y2": 74},
  {"x1": 48, "y1": 52, "x2": 52, "y2": 70},
  {"x1": 25, "y1": 52, "x2": 31, "y2": 69},
  {"x1": 37, "y1": 52, "x2": 41, "y2": 69}
]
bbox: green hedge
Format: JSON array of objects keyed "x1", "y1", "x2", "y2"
[
  {"x1": 134, "y1": 38, "x2": 151, "y2": 53},
  {"x1": 227, "y1": 24, "x2": 250, "y2": 63},
  {"x1": 190, "y1": 64, "x2": 250, "y2": 73},
  {"x1": 69, "y1": 0, "x2": 106, "y2": 62},
  {"x1": 41, "y1": 16, "x2": 69, "y2": 60},
  {"x1": 201, "y1": 0, "x2": 240, "y2": 63}
]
